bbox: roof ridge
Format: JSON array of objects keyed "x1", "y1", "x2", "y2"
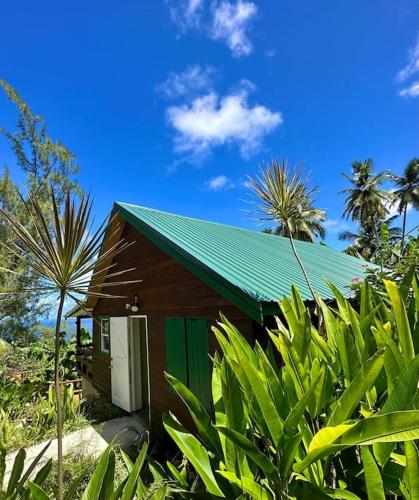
[{"x1": 116, "y1": 201, "x2": 293, "y2": 242}]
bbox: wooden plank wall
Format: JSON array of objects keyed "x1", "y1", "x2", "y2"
[{"x1": 92, "y1": 222, "x2": 255, "y2": 424}]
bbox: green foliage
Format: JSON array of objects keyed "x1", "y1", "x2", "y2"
[
  {"x1": 0, "y1": 338, "x2": 79, "y2": 416},
  {"x1": 0, "y1": 337, "x2": 84, "y2": 453},
  {"x1": 340, "y1": 157, "x2": 418, "y2": 265},
  {"x1": 340, "y1": 158, "x2": 393, "y2": 259},
  {"x1": 1, "y1": 442, "x2": 181, "y2": 499},
  {"x1": 0, "y1": 440, "x2": 52, "y2": 499},
  {"x1": 0, "y1": 384, "x2": 85, "y2": 454},
  {"x1": 162, "y1": 276, "x2": 419, "y2": 498},
  {"x1": 0, "y1": 80, "x2": 80, "y2": 343},
  {"x1": 360, "y1": 235, "x2": 419, "y2": 292}
]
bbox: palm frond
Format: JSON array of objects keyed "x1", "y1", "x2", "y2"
[{"x1": 0, "y1": 190, "x2": 140, "y2": 303}]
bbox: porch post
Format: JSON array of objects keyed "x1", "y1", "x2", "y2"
[{"x1": 76, "y1": 316, "x2": 81, "y2": 349}]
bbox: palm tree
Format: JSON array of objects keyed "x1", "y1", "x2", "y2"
[
  {"x1": 0, "y1": 191, "x2": 138, "y2": 500},
  {"x1": 392, "y1": 158, "x2": 419, "y2": 253},
  {"x1": 248, "y1": 160, "x2": 325, "y2": 304},
  {"x1": 339, "y1": 214, "x2": 401, "y2": 260},
  {"x1": 341, "y1": 159, "x2": 392, "y2": 241}
]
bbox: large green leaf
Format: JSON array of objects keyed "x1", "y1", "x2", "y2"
[
  {"x1": 280, "y1": 433, "x2": 302, "y2": 478},
  {"x1": 295, "y1": 411, "x2": 419, "y2": 472},
  {"x1": 373, "y1": 354, "x2": 419, "y2": 465},
  {"x1": 256, "y1": 344, "x2": 289, "y2": 420},
  {"x1": 283, "y1": 370, "x2": 322, "y2": 435},
  {"x1": 220, "y1": 359, "x2": 251, "y2": 476},
  {"x1": 28, "y1": 481, "x2": 51, "y2": 500},
  {"x1": 163, "y1": 413, "x2": 224, "y2": 497},
  {"x1": 280, "y1": 296, "x2": 311, "y2": 363},
  {"x1": 361, "y1": 446, "x2": 385, "y2": 500},
  {"x1": 405, "y1": 441, "x2": 419, "y2": 500},
  {"x1": 165, "y1": 372, "x2": 222, "y2": 456},
  {"x1": 225, "y1": 327, "x2": 283, "y2": 446},
  {"x1": 217, "y1": 427, "x2": 276, "y2": 475},
  {"x1": 81, "y1": 444, "x2": 113, "y2": 500},
  {"x1": 328, "y1": 350, "x2": 385, "y2": 426},
  {"x1": 371, "y1": 325, "x2": 404, "y2": 392},
  {"x1": 6, "y1": 448, "x2": 25, "y2": 496},
  {"x1": 217, "y1": 470, "x2": 272, "y2": 499},
  {"x1": 121, "y1": 442, "x2": 147, "y2": 500},
  {"x1": 99, "y1": 450, "x2": 115, "y2": 499},
  {"x1": 32, "y1": 459, "x2": 53, "y2": 488},
  {"x1": 342, "y1": 411, "x2": 419, "y2": 445},
  {"x1": 327, "y1": 281, "x2": 351, "y2": 324},
  {"x1": 319, "y1": 296, "x2": 340, "y2": 351},
  {"x1": 14, "y1": 440, "x2": 51, "y2": 497},
  {"x1": 347, "y1": 303, "x2": 366, "y2": 363},
  {"x1": 335, "y1": 323, "x2": 360, "y2": 384},
  {"x1": 309, "y1": 423, "x2": 356, "y2": 453},
  {"x1": 277, "y1": 331, "x2": 309, "y2": 398},
  {"x1": 385, "y1": 280, "x2": 415, "y2": 362}
]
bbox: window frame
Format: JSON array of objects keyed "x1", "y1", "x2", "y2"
[{"x1": 99, "y1": 316, "x2": 110, "y2": 355}]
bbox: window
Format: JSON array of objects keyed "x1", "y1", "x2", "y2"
[
  {"x1": 165, "y1": 317, "x2": 211, "y2": 408},
  {"x1": 100, "y1": 317, "x2": 110, "y2": 354}
]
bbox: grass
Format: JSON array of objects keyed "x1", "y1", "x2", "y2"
[
  {"x1": 82, "y1": 396, "x2": 126, "y2": 424},
  {"x1": 2, "y1": 396, "x2": 126, "y2": 453},
  {"x1": 42, "y1": 450, "x2": 127, "y2": 497},
  {"x1": 3, "y1": 414, "x2": 89, "y2": 452}
]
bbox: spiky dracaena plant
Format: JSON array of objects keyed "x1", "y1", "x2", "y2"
[
  {"x1": 0, "y1": 191, "x2": 138, "y2": 500},
  {"x1": 248, "y1": 160, "x2": 325, "y2": 304}
]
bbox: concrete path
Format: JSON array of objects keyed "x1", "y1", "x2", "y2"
[{"x1": 5, "y1": 415, "x2": 147, "y2": 485}]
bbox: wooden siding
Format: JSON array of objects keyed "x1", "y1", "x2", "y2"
[{"x1": 91, "y1": 222, "x2": 255, "y2": 422}]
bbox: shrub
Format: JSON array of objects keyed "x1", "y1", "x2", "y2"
[{"x1": 163, "y1": 276, "x2": 419, "y2": 498}]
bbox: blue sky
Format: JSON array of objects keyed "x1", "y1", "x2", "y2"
[{"x1": 1, "y1": 0, "x2": 418, "y2": 249}]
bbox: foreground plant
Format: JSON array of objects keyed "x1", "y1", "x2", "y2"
[
  {"x1": 0, "y1": 438, "x2": 180, "y2": 500},
  {"x1": 164, "y1": 275, "x2": 419, "y2": 498},
  {"x1": 0, "y1": 191, "x2": 138, "y2": 500}
]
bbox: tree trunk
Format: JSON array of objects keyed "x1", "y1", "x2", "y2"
[
  {"x1": 287, "y1": 230, "x2": 318, "y2": 306},
  {"x1": 400, "y1": 204, "x2": 407, "y2": 257},
  {"x1": 54, "y1": 290, "x2": 65, "y2": 500}
]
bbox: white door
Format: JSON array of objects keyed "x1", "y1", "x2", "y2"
[{"x1": 110, "y1": 316, "x2": 132, "y2": 412}]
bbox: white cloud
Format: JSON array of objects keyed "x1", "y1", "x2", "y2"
[
  {"x1": 167, "y1": 0, "x2": 257, "y2": 57},
  {"x1": 386, "y1": 197, "x2": 413, "y2": 219},
  {"x1": 397, "y1": 34, "x2": 419, "y2": 98},
  {"x1": 167, "y1": 0, "x2": 204, "y2": 31},
  {"x1": 323, "y1": 219, "x2": 352, "y2": 234},
  {"x1": 166, "y1": 83, "x2": 282, "y2": 160},
  {"x1": 206, "y1": 174, "x2": 235, "y2": 190},
  {"x1": 157, "y1": 65, "x2": 216, "y2": 98},
  {"x1": 210, "y1": 1, "x2": 258, "y2": 57},
  {"x1": 399, "y1": 80, "x2": 419, "y2": 98},
  {"x1": 397, "y1": 34, "x2": 419, "y2": 83}
]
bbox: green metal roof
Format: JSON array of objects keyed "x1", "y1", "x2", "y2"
[{"x1": 115, "y1": 202, "x2": 370, "y2": 322}]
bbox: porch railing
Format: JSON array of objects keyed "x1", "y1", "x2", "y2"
[{"x1": 76, "y1": 343, "x2": 93, "y2": 379}]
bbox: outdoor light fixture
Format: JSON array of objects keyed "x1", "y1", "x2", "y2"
[{"x1": 125, "y1": 294, "x2": 140, "y2": 313}]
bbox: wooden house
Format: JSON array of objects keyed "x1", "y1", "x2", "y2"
[{"x1": 67, "y1": 203, "x2": 369, "y2": 425}]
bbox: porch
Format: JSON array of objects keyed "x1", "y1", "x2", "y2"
[{"x1": 65, "y1": 303, "x2": 93, "y2": 380}]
